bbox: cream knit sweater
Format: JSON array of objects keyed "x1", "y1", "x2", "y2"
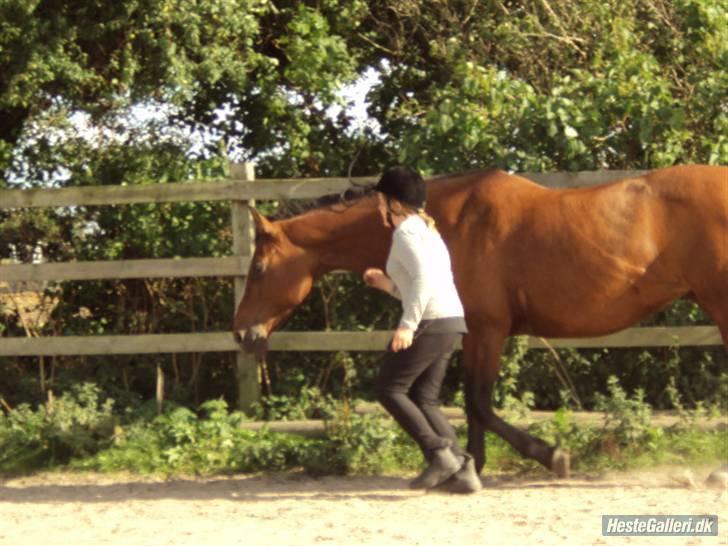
[{"x1": 385, "y1": 215, "x2": 465, "y2": 331}]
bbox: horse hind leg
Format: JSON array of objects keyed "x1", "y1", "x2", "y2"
[{"x1": 475, "y1": 375, "x2": 570, "y2": 478}]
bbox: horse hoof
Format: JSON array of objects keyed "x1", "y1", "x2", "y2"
[
  {"x1": 705, "y1": 467, "x2": 728, "y2": 490},
  {"x1": 551, "y1": 448, "x2": 571, "y2": 479}
]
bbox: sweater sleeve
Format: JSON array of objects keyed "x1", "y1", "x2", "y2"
[{"x1": 391, "y1": 229, "x2": 433, "y2": 330}]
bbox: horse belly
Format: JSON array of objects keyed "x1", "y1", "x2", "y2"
[
  {"x1": 520, "y1": 279, "x2": 686, "y2": 338},
  {"x1": 513, "y1": 194, "x2": 688, "y2": 337}
]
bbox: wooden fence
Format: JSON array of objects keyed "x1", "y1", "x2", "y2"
[
  {"x1": 0, "y1": 165, "x2": 722, "y2": 411},
  {"x1": 239, "y1": 403, "x2": 728, "y2": 437}
]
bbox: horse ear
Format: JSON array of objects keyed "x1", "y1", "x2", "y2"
[{"x1": 249, "y1": 207, "x2": 274, "y2": 237}]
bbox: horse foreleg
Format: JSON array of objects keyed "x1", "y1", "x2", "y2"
[
  {"x1": 468, "y1": 331, "x2": 571, "y2": 478},
  {"x1": 719, "y1": 320, "x2": 728, "y2": 348},
  {"x1": 694, "y1": 290, "x2": 728, "y2": 349},
  {"x1": 462, "y1": 334, "x2": 486, "y2": 473}
]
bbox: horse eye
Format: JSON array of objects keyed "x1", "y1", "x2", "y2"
[{"x1": 253, "y1": 261, "x2": 266, "y2": 276}]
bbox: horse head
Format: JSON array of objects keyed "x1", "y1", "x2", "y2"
[{"x1": 232, "y1": 207, "x2": 317, "y2": 359}]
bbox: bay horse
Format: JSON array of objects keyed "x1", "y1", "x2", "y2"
[{"x1": 232, "y1": 165, "x2": 728, "y2": 476}]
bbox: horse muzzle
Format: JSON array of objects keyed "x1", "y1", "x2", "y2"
[{"x1": 234, "y1": 324, "x2": 269, "y2": 360}]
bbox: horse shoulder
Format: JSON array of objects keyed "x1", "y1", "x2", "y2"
[{"x1": 445, "y1": 174, "x2": 548, "y2": 326}]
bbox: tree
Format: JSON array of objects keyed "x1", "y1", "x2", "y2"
[
  {"x1": 356, "y1": 0, "x2": 727, "y2": 171},
  {"x1": 1, "y1": 0, "x2": 725, "y2": 408}
]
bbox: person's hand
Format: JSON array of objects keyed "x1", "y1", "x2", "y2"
[
  {"x1": 390, "y1": 327, "x2": 414, "y2": 352},
  {"x1": 363, "y1": 268, "x2": 393, "y2": 293}
]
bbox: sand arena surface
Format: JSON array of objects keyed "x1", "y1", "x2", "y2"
[{"x1": 1, "y1": 467, "x2": 726, "y2": 546}]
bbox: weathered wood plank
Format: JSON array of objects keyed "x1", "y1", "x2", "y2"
[
  {"x1": 239, "y1": 409, "x2": 726, "y2": 438},
  {"x1": 239, "y1": 419, "x2": 339, "y2": 437},
  {"x1": 0, "y1": 179, "x2": 359, "y2": 208},
  {"x1": 521, "y1": 170, "x2": 646, "y2": 188},
  {"x1": 0, "y1": 257, "x2": 250, "y2": 281},
  {"x1": 527, "y1": 326, "x2": 722, "y2": 349},
  {"x1": 0, "y1": 332, "x2": 237, "y2": 356},
  {"x1": 251, "y1": 170, "x2": 647, "y2": 191},
  {"x1": 267, "y1": 327, "x2": 723, "y2": 351},
  {"x1": 0, "y1": 326, "x2": 720, "y2": 357},
  {"x1": 268, "y1": 331, "x2": 394, "y2": 351},
  {"x1": 230, "y1": 163, "x2": 260, "y2": 413},
  {"x1": 352, "y1": 401, "x2": 728, "y2": 428},
  {"x1": 0, "y1": 170, "x2": 649, "y2": 208}
]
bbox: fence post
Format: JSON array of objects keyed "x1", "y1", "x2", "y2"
[{"x1": 230, "y1": 162, "x2": 261, "y2": 413}]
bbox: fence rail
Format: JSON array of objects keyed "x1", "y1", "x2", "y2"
[
  {"x1": 0, "y1": 257, "x2": 251, "y2": 282},
  {"x1": 0, "y1": 170, "x2": 645, "y2": 209},
  {"x1": 238, "y1": 405, "x2": 728, "y2": 437},
  {"x1": 0, "y1": 326, "x2": 720, "y2": 357},
  {"x1": 1, "y1": 166, "x2": 721, "y2": 411}
]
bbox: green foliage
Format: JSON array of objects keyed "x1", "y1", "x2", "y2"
[
  {"x1": 75, "y1": 395, "x2": 418, "y2": 476},
  {"x1": 664, "y1": 376, "x2": 722, "y2": 429},
  {"x1": 594, "y1": 375, "x2": 661, "y2": 447},
  {"x1": 494, "y1": 336, "x2": 532, "y2": 409},
  {"x1": 3, "y1": 0, "x2": 725, "y2": 180},
  {"x1": 2, "y1": 381, "x2": 725, "y2": 477},
  {"x1": 0, "y1": 0, "x2": 270, "y2": 162},
  {"x1": 0, "y1": 383, "x2": 115, "y2": 472},
  {"x1": 492, "y1": 377, "x2": 683, "y2": 472},
  {"x1": 1, "y1": 0, "x2": 725, "y2": 456},
  {"x1": 250, "y1": 387, "x2": 324, "y2": 421},
  {"x1": 303, "y1": 412, "x2": 400, "y2": 476},
  {"x1": 76, "y1": 399, "x2": 310, "y2": 474},
  {"x1": 251, "y1": 389, "x2": 420, "y2": 476},
  {"x1": 363, "y1": 0, "x2": 728, "y2": 171}
]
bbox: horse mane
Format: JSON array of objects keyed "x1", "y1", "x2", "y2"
[
  {"x1": 271, "y1": 168, "x2": 498, "y2": 220},
  {"x1": 272, "y1": 186, "x2": 374, "y2": 220},
  {"x1": 429, "y1": 167, "x2": 501, "y2": 181}
]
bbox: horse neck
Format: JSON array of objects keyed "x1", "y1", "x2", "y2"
[{"x1": 279, "y1": 200, "x2": 391, "y2": 277}]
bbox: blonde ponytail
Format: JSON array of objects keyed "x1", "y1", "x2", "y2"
[
  {"x1": 417, "y1": 209, "x2": 437, "y2": 231},
  {"x1": 389, "y1": 198, "x2": 438, "y2": 231}
]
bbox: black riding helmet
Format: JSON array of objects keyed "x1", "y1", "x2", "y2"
[{"x1": 373, "y1": 166, "x2": 427, "y2": 210}]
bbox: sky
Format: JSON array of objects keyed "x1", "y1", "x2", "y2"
[
  {"x1": 5, "y1": 65, "x2": 382, "y2": 189},
  {"x1": 329, "y1": 66, "x2": 381, "y2": 134},
  {"x1": 67, "y1": 67, "x2": 382, "y2": 160}
]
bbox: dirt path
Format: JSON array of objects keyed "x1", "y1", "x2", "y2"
[{"x1": 1, "y1": 467, "x2": 726, "y2": 546}]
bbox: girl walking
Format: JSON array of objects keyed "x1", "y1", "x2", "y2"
[{"x1": 363, "y1": 166, "x2": 481, "y2": 494}]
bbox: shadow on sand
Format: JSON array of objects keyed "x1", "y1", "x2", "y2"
[{"x1": 0, "y1": 468, "x2": 702, "y2": 505}]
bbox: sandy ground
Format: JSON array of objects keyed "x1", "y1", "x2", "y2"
[{"x1": 1, "y1": 467, "x2": 726, "y2": 546}]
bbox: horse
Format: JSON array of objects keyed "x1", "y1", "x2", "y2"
[{"x1": 232, "y1": 164, "x2": 728, "y2": 476}]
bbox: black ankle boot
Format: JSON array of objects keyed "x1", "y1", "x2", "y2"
[
  {"x1": 434, "y1": 454, "x2": 482, "y2": 494},
  {"x1": 409, "y1": 446, "x2": 461, "y2": 489}
]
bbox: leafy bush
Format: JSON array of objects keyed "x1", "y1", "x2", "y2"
[
  {"x1": 69, "y1": 394, "x2": 421, "y2": 477},
  {"x1": 73, "y1": 399, "x2": 313, "y2": 475},
  {"x1": 303, "y1": 411, "x2": 401, "y2": 476},
  {"x1": 594, "y1": 375, "x2": 659, "y2": 446},
  {"x1": 2, "y1": 379, "x2": 725, "y2": 478},
  {"x1": 0, "y1": 383, "x2": 115, "y2": 472},
  {"x1": 249, "y1": 387, "x2": 337, "y2": 421}
]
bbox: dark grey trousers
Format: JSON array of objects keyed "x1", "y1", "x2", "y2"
[{"x1": 376, "y1": 330, "x2": 464, "y2": 460}]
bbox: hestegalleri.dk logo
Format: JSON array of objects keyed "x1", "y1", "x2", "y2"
[{"x1": 602, "y1": 515, "x2": 718, "y2": 536}]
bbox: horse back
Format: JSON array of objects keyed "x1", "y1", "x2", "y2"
[{"x1": 432, "y1": 165, "x2": 727, "y2": 336}]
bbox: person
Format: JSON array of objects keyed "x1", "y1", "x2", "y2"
[{"x1": 363, "y1": 166, "x2": 481, "y2": 494}]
